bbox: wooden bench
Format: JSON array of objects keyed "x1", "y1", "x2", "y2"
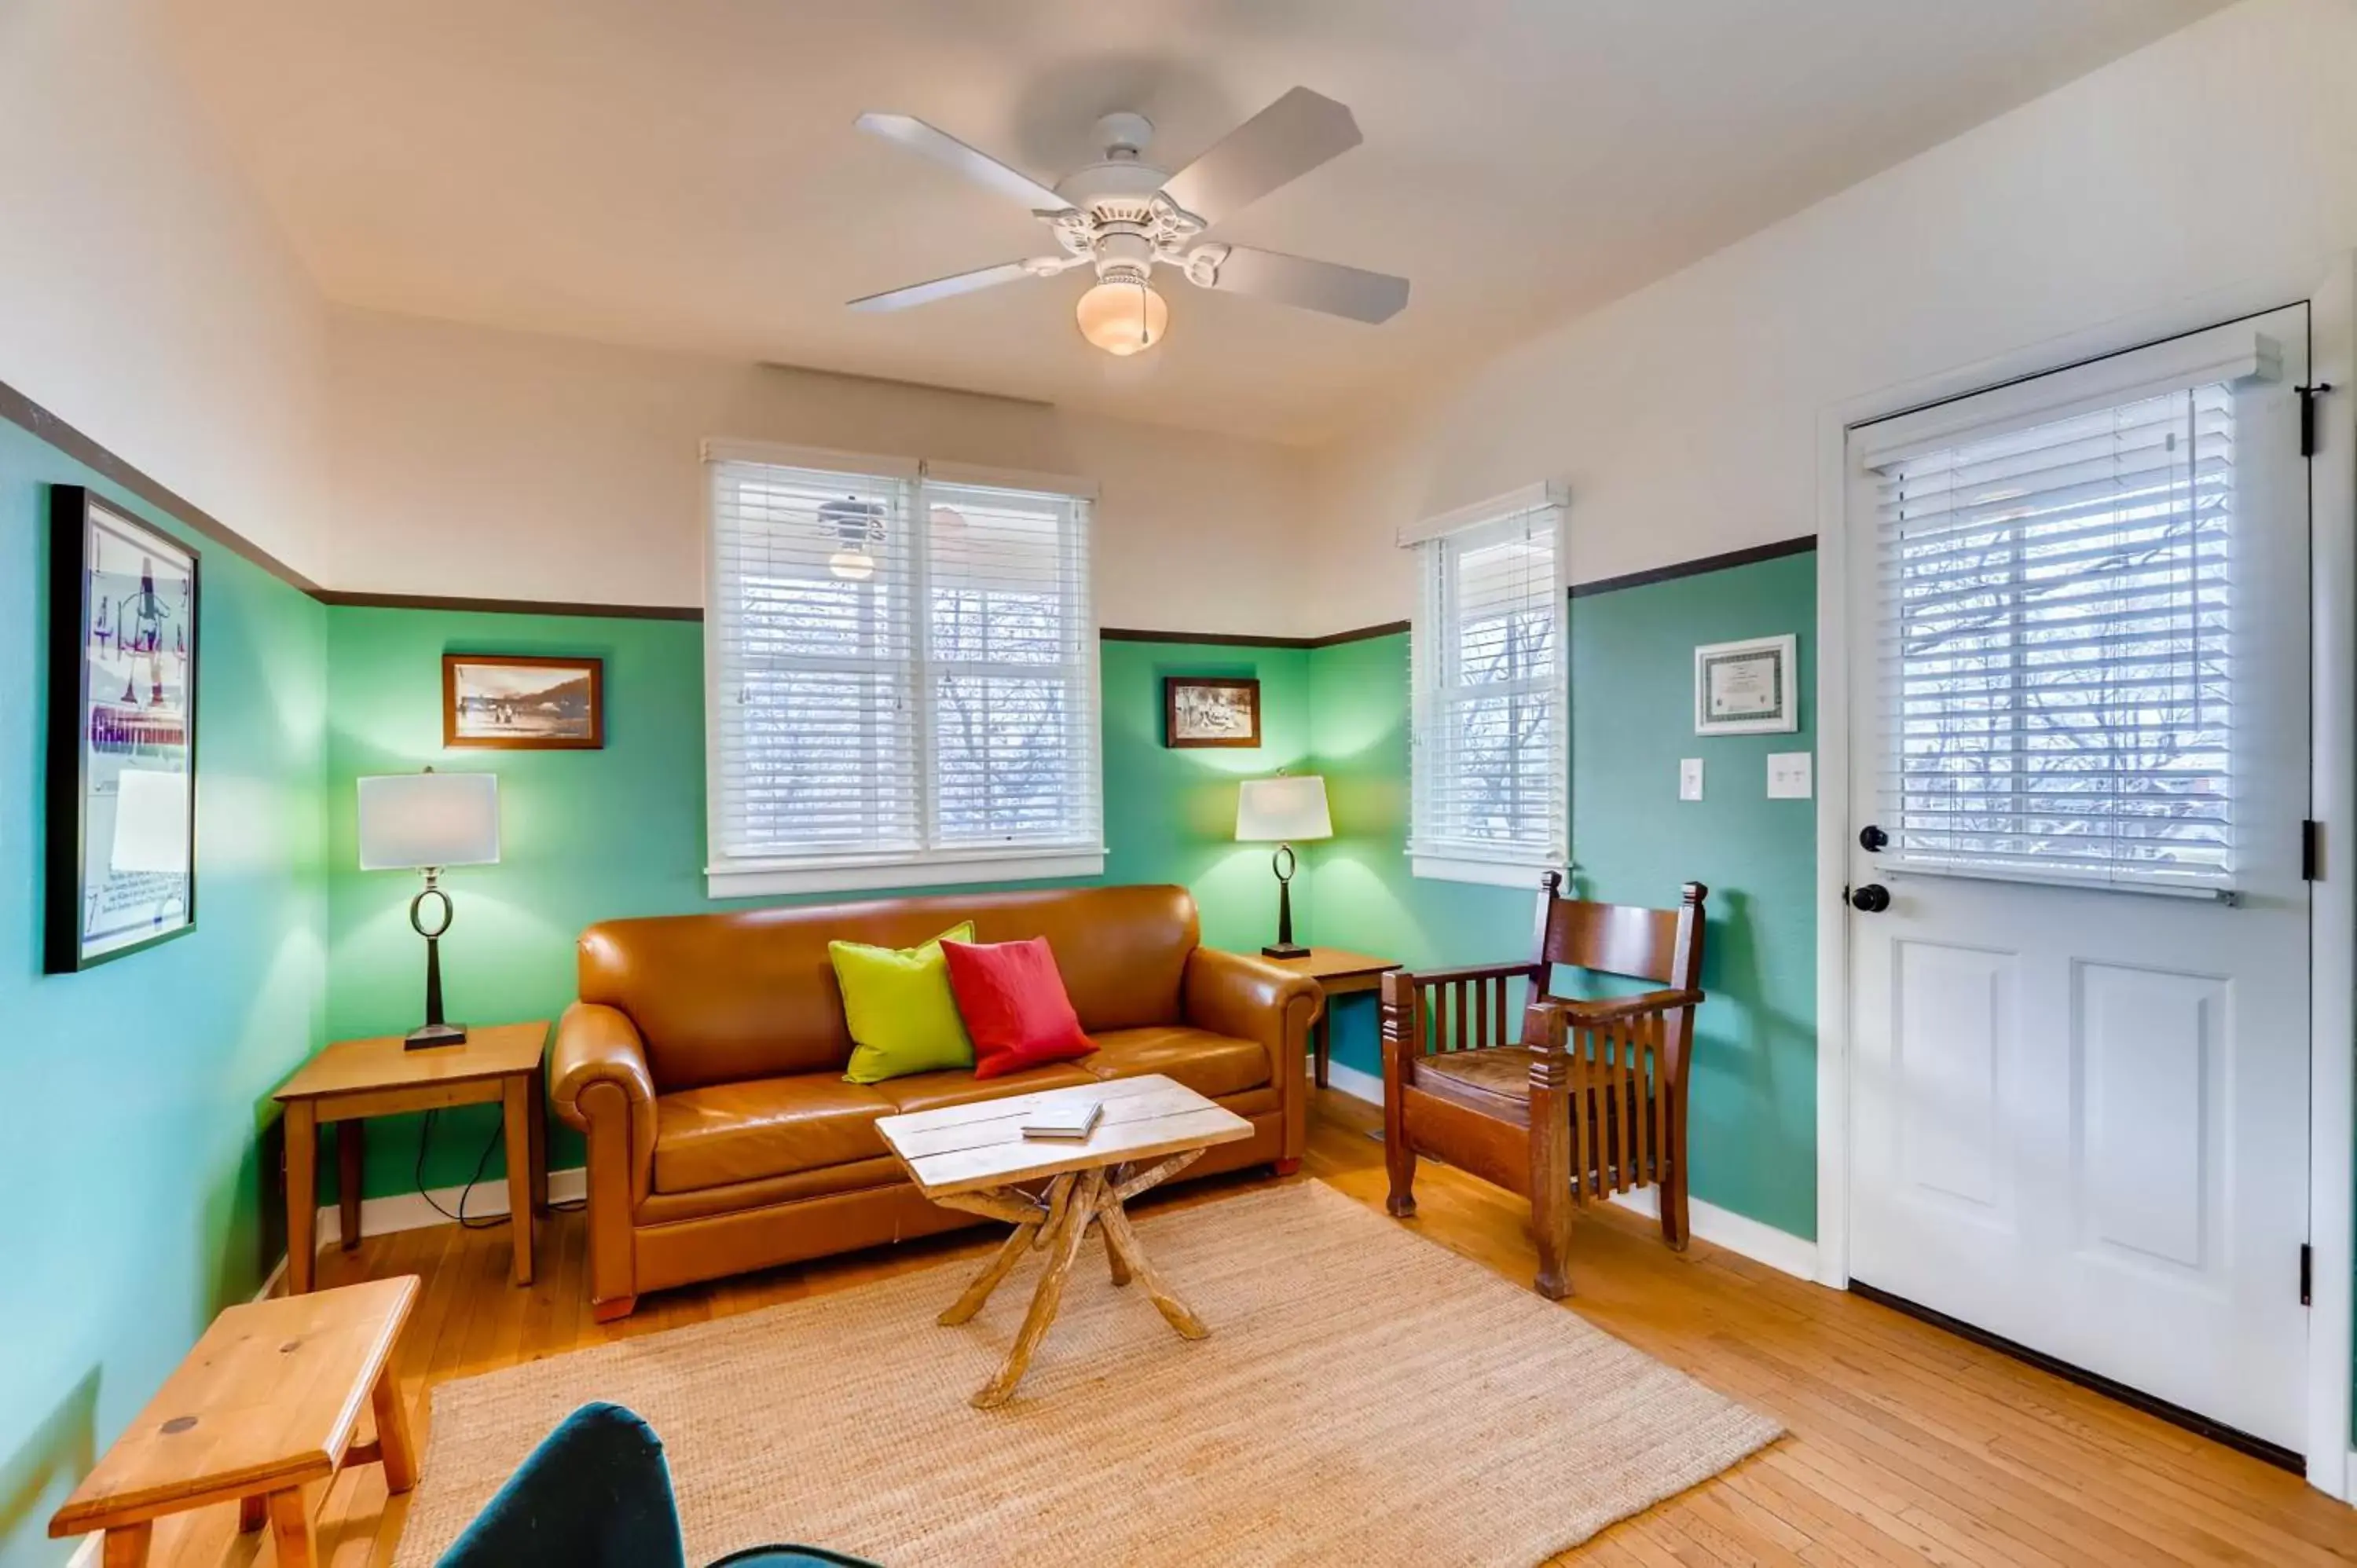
[{"x1": 49, "y1": 1276, "x2": 422, "y2": 1567}]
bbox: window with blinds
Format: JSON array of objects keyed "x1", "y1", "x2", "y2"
[
  {"x1": 1870, "y1": 384, "x2": 2236, "y2": 892},
  {"x1": 1406, "y1": 485, "x2": 1569, "y2": 886},
  {"x1": 703, "y1": 443, "x2": 1102, "y2": 896}
]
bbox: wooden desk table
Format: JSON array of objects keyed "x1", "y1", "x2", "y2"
[
  {"x1": 49, "y1": 1276, "x2": 420, "y2": 1568},
  {"x1": 273, "y1": 1021, "x2": 550, "y2": 1293},
  {"x1": 1268, "y1": 948, "x2": 1401, "y2": 1090}
]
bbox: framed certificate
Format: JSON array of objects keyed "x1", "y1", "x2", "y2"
[{"x1": 1694, "y1": 634, "x2": 1797, "y2": 735}]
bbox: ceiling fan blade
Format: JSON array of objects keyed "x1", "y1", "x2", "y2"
[
  {"x1": 855, "y1": 112, "x2": 1068, "y2": 211},
  {"x1": 1195, "y1": 245, "x2": 1408, "y2": 324},
  {"x1": 848, "y1": 261, "x2": 1036, "y2": 312},
  {"x1": 1158, "y1": 87, "x2": 1362, "y2": 225}
]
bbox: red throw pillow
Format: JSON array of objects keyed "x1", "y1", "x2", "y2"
[{"x1": 940, "y1": 936, "x2": 1096, "y2": 1079}]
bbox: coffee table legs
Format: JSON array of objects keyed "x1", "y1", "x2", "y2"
[{"x1": 937, "y1": 1153, "x2": 1208, "y2": 1409}]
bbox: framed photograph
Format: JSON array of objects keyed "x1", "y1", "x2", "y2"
[
  {"x1": 1164, "y1": 676, "x2": 1262, "y2": 749},
  {"x1": 1694, "y1": 634, "x2": 1798, "y2": 735},
  {"x1": 443, "y1": 654, "x2": 605, "y2": 749},
  {"x1": 46, "y1": 486, "x2": 199, "y2": 973}
]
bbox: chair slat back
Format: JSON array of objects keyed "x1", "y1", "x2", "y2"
[{"x1": 1533, "y1": 871, "x2": 1706, "y2": 990}]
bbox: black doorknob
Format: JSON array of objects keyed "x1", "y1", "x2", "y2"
[
  {"x1": 1850, "y1": 883, "x2": 1891, "y2": 913},
  {"x1": 1859, "y1": 824, "x2": 1889, "y2": 852}
]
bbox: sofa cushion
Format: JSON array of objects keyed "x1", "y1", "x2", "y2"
[
  {"x1": 653, "y1": 1076, "x2": 894, "y2": 1194},
  {"x1": 1082, "y1": 1026, "x2": 1271, "y2": 1101},
  {"x1": 941, "y1": 936, "x2": 1098, "y2": 1079},
  {"x1": 830, "y1": 921, "x2": 975, "y2": 1084},
  {"x1": 873, "y1": 1061, "x2": 1100, "y2": 1116}
]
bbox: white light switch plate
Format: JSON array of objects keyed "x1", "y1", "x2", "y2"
[
  {"x1": 1767, "y1": 752, "x2": 1813, "y2": 800},
  {"x1": 1680, "y1": 758, "x2": 1704, "y2": 801}
]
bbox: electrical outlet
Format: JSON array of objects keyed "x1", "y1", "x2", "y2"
[
  {"x1": 1767, "y1": 752, "x2": 1813, "y2": 800},
  {"x1": 1680, "y1": 758, "x2": 1704, "y2": 801}
]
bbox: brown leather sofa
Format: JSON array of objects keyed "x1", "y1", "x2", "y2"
[{"x1": 550, "y1": 884, "x2": 1321, "y2": 1320}]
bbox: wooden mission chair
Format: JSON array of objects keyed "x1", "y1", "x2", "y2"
[{"x1": 1378, "y1": 874, "x2": 1706, "y2": 1299}]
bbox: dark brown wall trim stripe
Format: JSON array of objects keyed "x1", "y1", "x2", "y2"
[
  {"x1": 1099, "y1": 620, "x2": 1408, "y2": 650},
  {"x1": 0, "y1": 379, "x2": 321, "y2": 593},
  {"x1": 317, "y1": 590, "x2": 703, "y2": 621},
  {"x1": 1570, "y1": 533, "x2": 1817, "y2": 599}
]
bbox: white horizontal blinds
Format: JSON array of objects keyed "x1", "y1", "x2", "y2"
[
  {"x1": 1411, "y1": 498, "x2": 1568, "y2": 867},
  {"x1": 1873, "y1": 383, "x2": 2235, "y2": 890},
  {"x1": 708, "y1": 457, "x2": 921, "y2": 862},
  {"x1": 922, "y1": 479, "x2": 1099, "y2": 852}
]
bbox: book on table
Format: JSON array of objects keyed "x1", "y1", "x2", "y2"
[{"x1": 1021, "y1": 1098, "x2": 1104, "y2": 1141}]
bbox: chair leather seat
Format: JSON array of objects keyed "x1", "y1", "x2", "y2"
[
  {"x1": 1415, "y1": 1045, "x2": 1535, "y2": 1103},
  {"x1": 1083, "y1": 1024, "x2": 1270, "y2": 1100},
  {"x1": 653, "y1": 1076, "x2": 894, "y2": 1193}
]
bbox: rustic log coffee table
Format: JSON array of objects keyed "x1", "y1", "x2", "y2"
[{"x1": 878, "y1": 1073, "x2": 1252, "y2": 1408}]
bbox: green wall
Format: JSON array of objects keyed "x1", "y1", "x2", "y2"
[
  {"x1": 1303, "y1": 551, "x2": 1820, "y2": 1240},
  {"x1": 0, "y1": 427, "x2": 327, "y2": 1568},
  {"x1": 322, "y1": 609, "x2": 1312, "y2": 1193},
  {"x1": 322, "y1": 553, "x2": 1819, "y2": 1241}
]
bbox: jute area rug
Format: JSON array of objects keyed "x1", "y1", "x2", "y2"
[{"x1": 393, "y1": 1181, "x2": 1779, "y2": 1567}]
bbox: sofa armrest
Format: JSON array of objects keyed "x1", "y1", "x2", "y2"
[
  {"x1": 552, "y1": 1002, "x2": 657, "y2": 1206},
  {"x1": 1182, "y1": 947, "x2": 1322, "y2": 1163}
]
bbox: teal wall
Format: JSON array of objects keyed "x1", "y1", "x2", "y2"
[
  {"x1": 322, "y1": 609, "x2": 1312, "y2": 1193},
  {"x1": 0, "y1": 427, "x2": 327, "y2": 1568},
  {"x1": 1303, "y1": 551, "x2": 1820, "y2": 1240}
]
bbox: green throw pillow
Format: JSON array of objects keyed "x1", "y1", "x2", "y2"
[{"x1": 832, "y1": 921, "x2": 977, "y2": 1084}]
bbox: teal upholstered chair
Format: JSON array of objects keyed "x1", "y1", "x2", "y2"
[{"x1": 433, "y1": 1402, "x2": 875, "y2": 1568}]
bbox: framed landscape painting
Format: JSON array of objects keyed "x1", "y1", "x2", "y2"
[
  {"x1": 46, "y1": 486, "x2": 199, "y2": 972},
  {"x1": 443, "y1": 654, "x2": 605, "y2": 749},
  {"x1": 1164, "y1": 676, "x2": 1262, "y2": 749}
]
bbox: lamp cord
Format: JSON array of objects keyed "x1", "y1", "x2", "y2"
[{"x1": 415, "y1": 1108, "x2": 508, "y2": 1229}]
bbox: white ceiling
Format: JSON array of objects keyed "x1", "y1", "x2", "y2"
[{"x1": 169, "y1": 0, "x2": 2223, "y2": 445}]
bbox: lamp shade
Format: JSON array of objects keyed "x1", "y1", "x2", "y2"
[
  {"x1": 1236, "y1": 775, "x2": 1332, "y2": 843},
  {"x1": 358, "y1": 771, "x2": 501, "y2": 870}
]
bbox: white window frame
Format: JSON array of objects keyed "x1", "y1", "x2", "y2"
[
  {"x1": 1402, "y1": 481, "x2": 1571, "y2": 888},
  {"x1": 702, "y1": 439, "x2": 1104, "y2": 899}
]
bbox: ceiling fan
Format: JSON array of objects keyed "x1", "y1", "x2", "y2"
[{"x1": 849, "y1": 87, "x2": 1409, "y2": 356}]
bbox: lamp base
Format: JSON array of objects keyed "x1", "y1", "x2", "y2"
[
  {"x1": 405, "y1": 1021, "x2": 469, "y2": 1050},
  {"x1": 1261, "y1": 942, "x2": 1311, "y2": 960}
]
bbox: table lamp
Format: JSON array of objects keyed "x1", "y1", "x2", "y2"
[
  {"x1": 1236, "y1": 774, "x2": 1331, "y2": 960},
  {"x1": 358, "y1": 768, "x2": 500, "y2": 1048}
]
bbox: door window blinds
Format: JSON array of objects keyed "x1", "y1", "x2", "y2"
[
  {"x1": 1868, "y1": 383, "x2": 2238, "y2": 892},
  {"x1": 705, "y1": 445, "x2": 1101, "y2": 896},
  {"x1": 1406, "y1": 486, "x2": 1569, "y2": 885}
]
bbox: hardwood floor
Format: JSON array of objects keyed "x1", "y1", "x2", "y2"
[{"x1": 137, "y1": 1088, "x2": 2357, "y2": 1567}]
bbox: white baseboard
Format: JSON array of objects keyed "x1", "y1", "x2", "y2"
[
  {"x1": 1317, "y1": 1057, "x2": 1820, "y2": 1281},
  {"x1": 1606, "y1": 1186, "x2": 1820, "y2": 1280},
  {"x1": 317, "y1": 1165, "x2": 587, "y2": 1245},
  {"x1": 1322, "y1": 1058, "x2": 1386, "y2": 1107}
]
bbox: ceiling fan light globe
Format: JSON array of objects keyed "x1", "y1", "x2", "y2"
[
  {"x1": 827, "y1": 548, "x2": 876, "y2": 581},
  {"x1": 1076, "y1": 280, "x2": 1169, "y2": 357}
]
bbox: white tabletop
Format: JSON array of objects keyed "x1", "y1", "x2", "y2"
[{"x1": 877, "y1": 1073, "x2": 1252, "y2": 1199}]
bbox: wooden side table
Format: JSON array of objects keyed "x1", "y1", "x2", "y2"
[
  {"x1": 1267, "y1": 948, "x2": 1401, "y2": 1089},
  {"x1": 273, "y1": 1020, "x2": 550, "y2": 1292},
  {"x1": 49, "y1": 1276, "x2": 420, "y2": 1568}
]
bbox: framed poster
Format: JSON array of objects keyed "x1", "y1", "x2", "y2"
[
  {"x1": 442, "y1": 654, "x2": 605, "y2": 749},
  {"x1": 1164, "y1": 676, "x2": 1261, "y2": 749},
  {"x1": 46, "y1": 486, "x2": 199, "y2": 972},
  {"x1": 1693, "y1": 633, "x2": 1798, "y2": 735}
]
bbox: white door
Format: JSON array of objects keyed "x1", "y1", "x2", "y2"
[{"x1": 1845, "y1": 306, "x2": 2313, "y2": 1453}]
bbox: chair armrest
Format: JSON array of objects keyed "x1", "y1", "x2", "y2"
[
  {"x1": 1531, "y1": 988, "x2": 1703, "y2": 1027},
  {"x1": 1182, "y1": 947, "x2": 1323, "y2": 1086},
  {"x1": 552, "y1": 1002, "x2": 657, "y2": 1205}
]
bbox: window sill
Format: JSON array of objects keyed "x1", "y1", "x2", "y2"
[
  {"x1": 706, "y1": 848, "x2": 1105, "y2": 900},
  {"x1": 1410, "y1": 855, "x2": 1563, "y2": 891}
]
